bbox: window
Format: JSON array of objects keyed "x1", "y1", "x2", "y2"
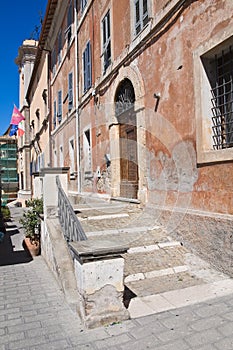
[
  {"x1": 83, "y1": 128, "x2": 92, "y2": 175},
  {"x1": 53, "y1": 100, "x2": 57, "y2": 128},
  {"x1": 194, "y1": 32, "x2": 233, "y2": 164},
  {"x1": 134, "y1": 0, "x2": 149, "y2": 35},
  {"x1": 54, "y1": 150, "x2": 57, "y2": 167},
  {"x1": 83, "y1": 41, "x2": 92, "y2": 92},
  {"x1": 58, "y1": 90, "x2": 62, "y2": 123},
  {"x1": 60, "y1": 146, "x2": 64, "y2": 167},
  {"x1": 81, "y1": 0, "x2": 87, "y2": 12},
  {"x1": 58, "y1": 30, "x2": 62, "y2": 64},
  {"x1": 52, "y1": 48, "x2": 56, "y2": 76},
  {"x1": 68, "y1": 72, "x2": 73, "y2": 111},
  {"x1": 209, "y1": 47, "x2": 233, "y2": 149},
  {"x1": 102, "y1": 10, "x2": 111, "y2": 73},
  {"x1": 69, "y1": 138, "x2": 75, "y2": 175},
  {"x1": 66, "y1": 1, "x2": 73, "y2": 44}
]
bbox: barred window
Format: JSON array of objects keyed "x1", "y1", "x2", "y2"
[{"x1": 210, "y1": 46, "x2": 233, "y2": 149}]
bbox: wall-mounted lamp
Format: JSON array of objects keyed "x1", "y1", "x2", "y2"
[{"x1": 154, "y1": 92, "x2": 161, "y2": 112}]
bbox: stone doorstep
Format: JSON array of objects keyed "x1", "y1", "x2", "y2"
[{"x1": 124, "y1": 265, "x2": 189, "y2": 283}]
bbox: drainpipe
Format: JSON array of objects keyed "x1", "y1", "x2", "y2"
[{"x1": 74, "y1": 0, "x2": 81, "y2": 193}]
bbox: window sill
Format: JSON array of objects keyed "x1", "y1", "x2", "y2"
[{"x1": 197, "y1": 148, "x2": 233, "y2": 165}]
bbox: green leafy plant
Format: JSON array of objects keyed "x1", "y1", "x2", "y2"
[
  {"x1": 20, "y1": 198, "x2": 43, "y2": 244},
  {"x1": 1, "y1": 207, "x2": 10, "y2": 221}
]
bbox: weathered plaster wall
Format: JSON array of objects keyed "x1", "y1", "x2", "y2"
[
  {"x1": 136, "y1": 0, "x2": 233, "y2": 214},
  {"x1": 77, "y1": 0, "x2": 233, "y2": 214}
]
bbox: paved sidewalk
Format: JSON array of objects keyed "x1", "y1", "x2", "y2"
[
  {"x1": 1, "y1": 257, "x2": 233, "y2": 349},
  {"x1": 0, "y1": 206, "x2": 233, "y2": 349}
]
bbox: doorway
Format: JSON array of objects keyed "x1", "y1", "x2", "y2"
[{"x1": 115, "y1": 79, "x2": 138, "y2": 199}]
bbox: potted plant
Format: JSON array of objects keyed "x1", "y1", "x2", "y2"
[{"x1": 20, "y1": 198, "x2": 43, "y2": 256}]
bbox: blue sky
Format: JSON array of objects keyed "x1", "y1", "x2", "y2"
[{"x1": 0, "y1": 1, "x2": 48, "y2": 136}]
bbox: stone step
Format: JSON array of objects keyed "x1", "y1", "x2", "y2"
[
  {"x1": 125, "y1": 270, "x2": 203, "y2": 298},
  {"x1": 73, "y1": 202, "x2": 127, "y2": 213},
  {"x1": 123, "y1": 242, "x2": 228, "y2": 309},
  {"x1": 77, "y1": 210, "x2": 146, "y2": 233},
  {"x1": 128, "y1": 278, "x2": 233, "y2": 319},
  {"x1": 79, "y1": 213, "x2": 130, "y2": 221},
  {"x1": 123, "y1": 242, "x2": 186, "y2": 278}
]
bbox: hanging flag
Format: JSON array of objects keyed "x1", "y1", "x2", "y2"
[
  {"x1": 10, "y1": 105, "x2": 25, "y2": 125},
  {"x1": 17, "y1": 120, "x2": 25, "y2": 137},
  {"x1": 9, "y1": 124, "x2": 18, "y2": 136}
]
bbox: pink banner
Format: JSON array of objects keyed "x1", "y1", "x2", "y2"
[{"x1": 10, "y1": 106, "x2": 25, "y2": 125}]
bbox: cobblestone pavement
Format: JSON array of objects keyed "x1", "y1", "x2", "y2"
[
  {"x1": 1, "y1": 205, "x2": 233, "y2": 349},
  {"x1": 1, "y1": 255, "x2": 233, "y2": 349}
]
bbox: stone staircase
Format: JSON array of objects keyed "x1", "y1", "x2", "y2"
[{"x1": 71, "y1": 196, "x2": 232, "y2": 318}]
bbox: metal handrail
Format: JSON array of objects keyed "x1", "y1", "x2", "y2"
[{"x1": 56, "y1": 176, "x2": 87, "y2": 242}]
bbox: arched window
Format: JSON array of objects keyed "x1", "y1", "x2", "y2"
[{"x1": 115, "y1": 79, "x2": 135, "y2": 118}]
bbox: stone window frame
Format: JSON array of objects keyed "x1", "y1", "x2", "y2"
[{"x1": 194, "y1": 26, "x2": 233, "y2": 164}]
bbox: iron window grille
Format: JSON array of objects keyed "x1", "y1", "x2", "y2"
[
  {"x1": 134, "y1": 0, "x2": 149, "y2": 36},
  {"x1": 211, "y1": 45, "x2": 233, "y2": 149},
  {"x1": 102, "y1": 10, "x2": 111, "y2": 73}
]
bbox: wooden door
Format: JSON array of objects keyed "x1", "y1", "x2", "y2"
[{"x1": 119, "y1": 123, "x2": 138, "y2": 198}]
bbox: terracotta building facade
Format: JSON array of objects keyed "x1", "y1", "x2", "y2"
[
  {"x1": 74, "y1": 0, "x2": 233, "y2": 216},
  {"x1": 17, "y1": 0, "x2": 233, "y2": 251}
]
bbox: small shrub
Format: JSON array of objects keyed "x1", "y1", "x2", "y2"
[
  {"x1": 20, "y1": 198, "x2": 43, "y2": 244},
  {"x1": 1, "y1": 207, "x2": 11, "y2": 221}
]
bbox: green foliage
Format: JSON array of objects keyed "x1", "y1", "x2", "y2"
[
  {"x1": 1, "y1": 207, "x2": 11, "y2": 220},
  {"x1": 20, "y1": 198, "x2": 43, "y2": 243},
  {"x1": 26, "y1": 198, "x2": 43, "y2": 212}
]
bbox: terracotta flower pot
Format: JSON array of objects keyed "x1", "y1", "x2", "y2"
[{"x1": 24, "y1": 237, "x2": 40, "y2": 257}]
